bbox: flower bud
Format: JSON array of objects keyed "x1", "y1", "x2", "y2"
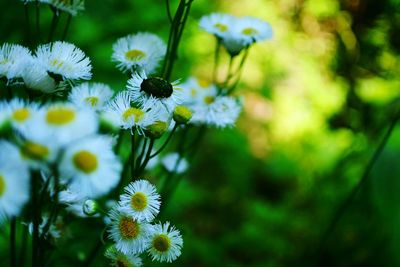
[
  {"x1": 144, "y1": 121, "x2": 168, "y2": 139},
  {"x1": 173, "y1": 105, "x2": 192, "y2": 124},
  {"x1": 83, "y1": 199, "x2": 98, "y2": 216}
]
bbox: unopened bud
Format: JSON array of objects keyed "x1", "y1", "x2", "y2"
[
  {"x1": 83, "y1": 199, "x2": 98, "y2": 216},
  {"x1": 173, "y1": 105, "x2": 192, "y2": 124},
  {"x1": 144, "y1": 121, "x2": 168, "y2": 139}
]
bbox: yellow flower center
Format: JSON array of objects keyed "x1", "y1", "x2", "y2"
[
  {"x1": 73, "y1": 150, "x2": 98, "y2": 173},
  {"x1": 21, "y1": 142, "x2": 49, "y2": 161},
  {"x1": 84, "y1": 96, "x2": 99, "y2": 107},
  {"x1": 204, "y1": 96, "x2": 215, "y2": 104},
  {"x1": 130, "y1": 192, "x2": 148, "y2": 211},
  {"x1": 242, "y1": 27, "x2": 258, "y2": 35},
  {"x1": 197, "y1": 78, "x2": 210, "y2": 88},
  {"x1": 0, "y1": 175, "x2": 6, "y2": 197},
  {"x1": 125, "y1": 49, "x2": 146, "y2": 61},
  {"x1": 122, "y1": 108, "x2": 144, "y2": 123},
  {"x1": 115, "y1": 258, "x2": 130, "y2": 267},
  {"x1": 152, "y1": 234, "x2": 171, "y2": 252},
  {"x1": 12, "y1": 108, "x2": 30, "y2": 122},
  {"x1": 46, "y1": 107, "x2": 76, "y2": 125},
  {"x1": 50, "y1": 59, "x2": 64, "y2": 68},
  {"x1": 119, "y1": 217, "x2": 140, "y2": 239},
  {"x1": 214, "y1": 23, "x2": 228, "y2": 32},
  {"x1": 190, "y1": 88, "x2": 197, "y2": 96}
]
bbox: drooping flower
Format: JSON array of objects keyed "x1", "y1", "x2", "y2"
[
  {"x1": 112, "y1": 32, "x2": 166, "y2": 74},
  {"x1": 147, "y1": 221, "x2": 183, "y2": 263},
  {"x1": 59, "y1": 135, "x2": 122, "y2": 198},
  {"x1": 119, "y1": 180, "x2": 161, "y2": 222}
]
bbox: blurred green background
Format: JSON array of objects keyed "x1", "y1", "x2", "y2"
[{"x1": 3, "y1": 0, "x2": 400, "y2": 266}]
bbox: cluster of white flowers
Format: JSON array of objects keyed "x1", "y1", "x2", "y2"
[
  {"x1": 106, "y1": 179, "x2": 183, "y2": 265},
  {"x1": 180, "y1": 77, "x2": 242, "y2": 128},
  {"x1": 200, "y1": 13, "x2": 273, "y2": 55},
  {"x1": 0, "y1": 42, "x2": 92, "y2": 93}
]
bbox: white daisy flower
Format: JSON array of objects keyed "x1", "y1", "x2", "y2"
[
  {"x1": 112, "y1": 32, "x2": 166, "y2": 74},
  {"x1": 119, "y1": 180, "x2": 161, "y2": 222},
  {"x1": 59, "y1": 189, "x2": 93, "y2": 217},
  {"x1": 59, "y1": 135, "x2": 122, "y2": 198},
  {"x1": 199, "y1": 13, "x2": 235, "y2": 39},
  {"x1": 127, "y1": 70, "x2": 183, "y2": 112},
  {"x1": 17, "y1": 135, "x2": 60, "y2": 169},
  {"x1": 22, "y1": 58, "x2": 57, "y2": 93},
  {"x1": 68, "y1": 82, "x2": 114, "y2": 111},
  {"x1": 161, "y1": 153, "x2": 188, "y2": 174},
  {"x1": 108, "y1": 208, "x2": 152, "y2": 254},
  {"x1": 105, "y1": 245, "x2": 143, "y2": 267},
  {"x1": 33, "y1": 103, "x2": 98, "y2": 145},
  {"x1": 104, "y1": 90, "x2": 159, "y2": 132},
  {"x1": 180, "y1": 76, "x2": 218, "y2": 106},
  {"x1": 0, "y1": 141, "x2": 30, "y2": 222},
  {"x1": 147, "y1": 221, "x2": 183, "y2": 263},
  {"x1": 7, "y1": 98, "x2": 40, "y2": 128},
  {"x1": 190, "y1": 96, "x2": 242, "y2": 128},
  {"x1": 222, "y1": 16, "x2": 272, "y2": 55},
  {"x1": 0, "y1": 43, "x2": 32, "y2": 80},
  {"x1": 35, "y1": 41, "x2": 92, "y2": 82}
]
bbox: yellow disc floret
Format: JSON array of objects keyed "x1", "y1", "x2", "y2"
[
  {"x1": 204, "y1": 96, "x2": 215, "y2": 104},
  {"x1": 242, "y1": 27, "x2": 258, "y2": 35},
  {"x1": 122, "y1": 108, "x2": 144, "y2": 123},
  {"x1": 214, "y1": 23, "x2": 228, "y2": 32},
  {"x1": 12, "y1": 108, "x2": 30, "y2": 122},
  {"x1": 73, "y1": 150, "x2": 98, "y2": 173},
  {"x1": 152, "y1": 234, "x2": 171, "y2": 252},
  {"x1": 0, "y1": 175, "x2": 6, "y2": 196},
  {"x1": 173, "y1": 105, "x2": 192, "y2": 124},
  {"x1": 119, "y1": 217, "x2": 140, "y2": 239},
  {"x1": 21, "y1": 142, "x2": 49, "y2": 161},
  {"x1": 130, "y1": 192, "x2": 148, "y2": 211},
  {"x1": 125, "y1": 49, "x2": 146, "y2": 61},
  {"x1": 84, "y1": 96, "x2": 99, "y2": 107},
  {"x1": 46, "y1": 107, "x2": 76, "y2": 125}
]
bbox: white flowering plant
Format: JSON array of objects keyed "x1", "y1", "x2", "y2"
[{"x1": 0, "y1": 1, "x2": 272, "y2": 266}]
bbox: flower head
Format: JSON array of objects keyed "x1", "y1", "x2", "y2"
[
  {"x1": 108, "y1": 208, "x2": 152, "y2": 254},
  {"x1": 147, "y1": 221, "x2": 183, "y2": 263},
  {"x1": 0, "y1": 43, "x2": 32, "y2": 80},
  {"x1": 59, "y1": 135, "x2": 122, "y2": 198},
  {"x1": 119, "y1": 180, "x2": 161, "y2": 222},
  {"x1": 105, "y1": 245, "x2": 143, "y2": 267},
  {"x1": 68, "y1": 82, "x2": 114, "y2": 111},
  {"x1": 112, "y1": 32, "x2": 166, "y2": 74}
]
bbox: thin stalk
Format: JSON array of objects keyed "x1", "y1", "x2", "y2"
[
  {"x1": 48, "y1": 8, "x2": 60, "y2": 42},
  {"x1": 10, "y1": 217, "x2": 16, "y2": 267},
  {"x1": 225, "y1": 48, "x2": 249, "y2": 95},
  {"x1": 19, "y1": 224, "x2": 28, "y2": 267},
  {"x1": 61, "y1": 14, "x2": 72, "y2": 41},
  {"x1": 315, "y1": 107, "x2": 400, "y2": 261},
  {"x1": 136, "y1": 138, "x2": 155, "y2": 175},
  {"x1": 35, "y1": 1, "x2": 40, "y2": 43},
  {"x1": 165, "y1": 0, "x2": 173, "y2": 24},
  {"x1": 31, "y1": 171, "x2": 40, "y2": 267},
  {"x1": 150, "y1": 124, "x2": 178, "y2": 159},
  {"x1": 82, "y1": 239, "x2": 103, "y2": 267},
  {"x1": 131, "y1": 130, "x2": 136, "y2": 179},
  {"x1": 212, "y1": 38, "x2": 222, "y2": 84},
  {"x1": 24, "y1": 3, "x2": 31, "y2": 46},
  {"x1": 136, "y1": 138, "x2": 148, "y2": 167}
]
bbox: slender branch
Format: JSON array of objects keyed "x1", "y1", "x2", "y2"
[
  {"x1": 48, "y1": 8, "x2": 60, "y2": 42},
  {"x1": 150, "y1": 124, "x2": 178, "y2": 159},
  {"x1": 35, "y1": 1, "x2": 40, "y2": 43},
  {"x1": 136, "y1": 138, "x2": 155, "y2": 176},
  {"x1": 131, "y1": 130, "x2": 136, "y2": 179},
  {"x1": 10, "y1": 217, "x2": 16, "y2": 267},
  {"x1": 31, "y1": 171, "x2": 40, "y2": 267},
  {"x1": 61, "y1": 14, "x2": 72, "y2": 41},
  {"x1": 212, "y1": 38, "x2": 222, "y2": 84},
  {"x1": 315, "y1": 107, "x2": 400, "y2": 261},
  {"x1": 19, "y1": 224, "x2": 28, "y2": 267},
  {"x1": 24, "y1": 3, "x2": 31, "y2": 46},
  {"x1": 136, "y1": 137, "x2": 148, "y2": 167},
  {"x1": 165, "y1": 0, "x2": 173, "y2": 24}
]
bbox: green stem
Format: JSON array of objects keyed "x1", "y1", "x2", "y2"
[
  {"x1": 212, "y1": 38, "x2": 222, "y2": 84},
  {"x1": 136, "y1": 138, "x2": 155, "y2": 176},
  {"x1": 24, "y1": 3, "x2": 31, "y2": 46},
  {"x1": 131, "y1": 130, "x2": 136, "y2": 180},
  {"x1": 35, "y1": 1, "x2": 40, "y2": 43},
  {"x1": 315, "y1": 106, "x2": 400, "y2": 261},
  {"x1": 136, "y1": 137, "x2": 148, "y2": 167},
  {"x1": 150, "y1": 124, "x2": 178, "y2": 159},
  {"x1": 19, "y1": 224, "x2": 28, "y2": 267},
  {"x1": 61, "y1": 14, "x2": 72, "y2": 41},
  {"x1": 165, "y1": 0, "x2": 173, "y2": 24},
  {"x1": 48, "y1": 8, "x2": 60, "y2": 42},
  {"x1": 225, "y1": 48, "x2": 249, "y2": 95},
  {"x1": 10, "y1": 217, "x2": 16, "y2": 267},
  {"x1": 31, "y1": 171, "x2": 40, "y2": 267}
]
